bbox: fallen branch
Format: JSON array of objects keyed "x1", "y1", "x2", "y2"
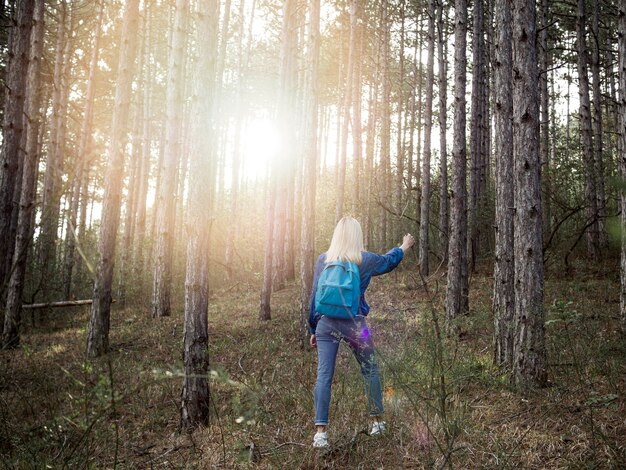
[{"x1": 22, "y1": 299, "x2": 115, "y2": 309}]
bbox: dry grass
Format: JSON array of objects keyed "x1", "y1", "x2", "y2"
[{"x1": 1, "y1": 267, "x2": 625, "y2": 469}]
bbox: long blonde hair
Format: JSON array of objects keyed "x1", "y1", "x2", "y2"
[{"x1": 326, "y1": 216, "x2": 364, "y2": 265}]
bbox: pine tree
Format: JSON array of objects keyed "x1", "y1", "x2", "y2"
[
  {"x1": 2, "y1": 0, "x2": 43, "y2": 349},
  {"x1": 512, "y1": 0, "x2": 547, "y2": 388},
  {"x1": 446, "y1": 0, "x2": 469, "y2": 319},
  {"x1": 181, "y1": 0, "x2": 219, "y2": 430},
  {"x1": 86, "y1": 0, "x2": 141, "y2": 357}
]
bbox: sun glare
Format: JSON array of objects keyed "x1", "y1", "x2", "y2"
[{"x1": 242, "y1": 117, "x2": 280, "y2": 181}]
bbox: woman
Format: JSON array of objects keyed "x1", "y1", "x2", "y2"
[{"x1": 308, "y1": 216, "x2": 415, "y2": 448}]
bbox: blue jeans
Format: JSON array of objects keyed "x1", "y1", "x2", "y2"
[{"x1": 314, "y1": 315, "x2": 384, "y2": 426}]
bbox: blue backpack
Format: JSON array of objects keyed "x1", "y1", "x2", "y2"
[{"x1": 314, "y1": 260, "x2": 360, "y2": 320}]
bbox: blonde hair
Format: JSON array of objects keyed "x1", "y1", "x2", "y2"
[{"x1": 326, "y1": 216, "x2": 364, "y2": 265}]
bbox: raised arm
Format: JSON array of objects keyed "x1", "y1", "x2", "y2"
[{"x1": 368, "y1": 233, "x2": 415, "y2": 276}]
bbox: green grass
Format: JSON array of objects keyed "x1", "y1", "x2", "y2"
[{"x1": 1, "y1": 269, "x2": 625, "y2": 468}]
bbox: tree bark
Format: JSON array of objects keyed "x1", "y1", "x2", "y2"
[
  {"x1": 152, "y1": 0, "x2": 189, "y2": 318},
  {"x1": 0, "y1": 0, "x2": 34, "y2": 298},
  {"x1": 380, "y1": 0, "x2": 391, "y2": 248},
  {"x1": 300, "y1": 0, "x2": 320, "y2": 343},
  {"x1": 272, "y1": 0, "x2": 298, "y2": 292},
  {"x1": 181, "y1": 0, "x2": 218, "y2": 431},
  {"x1": 336, "y1": 1, "x2": 355, "y2": 222},
  {"x1": 468, "y1": 0, "x2": 484, "y2": 272},
  {"x1": 576, "y1": 0, "x2": 600, "y2": 261},
  {"x1": 419, "y1": 0, "x2": 436, "y2": 276},
  {"x1": 493, "y1": 0, "x2": 514, "y2": 369},
  {"x1": 591, "y1": 0, "x2": 606, "y2": 248},
  {"x1": 539, "y1": 0, "x2": 551, "y2": 237},
  {"x1": 62, "y1": 0, "x2": 105, "y2": 301},
  {"x1": 39, "y1": 1, "x2": 72, "y2": 298},
  {"x1": 619, "y1": 0, "x2": 626, "y2": 335},
  {"x1": 351, "y1": 5, "x2": 363, "y2": 216},
  {"x1": 2, "y1": 0, "x2": 43, "y2": 349},
  {"x1": 512, "y1": 0, "x2": 547, "y2": 388},
  {"x1": 437, "y1": 2, "x2": 449, "y2": 264},
  {"x1": 445, "y1": 0, "x2": 469, "y2": 319},
  {"x1": 86, "y1": 0, "x2": 140, "y2": 358},
  {"x1": 134, "y1": 1, "x2": 153, "y2": 284},
  {"x1": 395, "y1": 0, "x2": 406, "y2": 226}
]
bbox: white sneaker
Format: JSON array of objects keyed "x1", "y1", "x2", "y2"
[
  {"x1": 370, "y1": 421, "x2": 386, "y2": 436},
  {"x1": 313, "y1": 431, "x2": 329, "y2": 448}
]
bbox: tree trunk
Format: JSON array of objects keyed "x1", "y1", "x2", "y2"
[
  {"x1": 512, "y1": 0, "x2": 547, "y2": 388},
  {"x1": 352, "y1": 6, "x2": 363, "y2": 216},
  {"x1": 619, "y1": 0, "x2": 626, "y2": 334},
  {"x1": 415, "y1": 15, "x2": 424, "y2": 239},
  {"x1": 576, "y1": 0, "x2": 600, "y2": 261},
  {"x1": 39, "y1": 1, "x2": 71, "y2": 298},
  {"x1": 445, "y1": 0, "x2": 469, "y2": 320},
  {"x1": 437, "y1": 2, "x2": 449, "y2": 264},
  {"x1": 380, "y1": 0, "x2": 391, "y2": 247},
  {"x1": 62, "y1": 0, "x2": 105, "y2": 301},
  {"x1": 468, "y1": 0, "x2": 484, "y2": 272},
  {"x1": 0, "y1": 0, "x2": 34, "y2": 297},
  {"x1": 396, "y1": 0, "x2": 406, "y2": 224},
  {"x1": 272, "y1": 0, "x2": 298, "y2": 292},
  {"x1": 591, "y1": 0, "x2": 606, "y2": 248},
  {"x1": 300, "y1": 0, "x2": 320, "y2": 344},
  {"x1": 224, "y1": 0, "x2": 247, "y2": 280},
  {"x1": 2, "y1": 0, "x2": 43, "y2": 349},
  {"x1": 364, "y1": 79, "x2": 378, "y2": 250},
  {"x1": 86, "y1": 0, "x2": 140, "y2": 358},
  {"x1": 117, "y1": 93, "x2": 143, "y2": 307},
  {"x1": 336, "y1": 1, "x2": 355, "y2": 222},
  {"x1": 134, "y1": 1, "x2": 153, "y2": 284},
  {"x1": 152, "y1": 0, "x2": 189, "y2": 318},
  {"x1": 419, "y1": 0, "x2": 436, "y2": 276},
  {"x1": 539, "y1": 0, "x2": 551, "y2": 237},
  {"x1": 260, "y1": 163, "x2": 275, "y2": 321},
  {"x1": 181, "y1": 0, "x2": 218, "y2": 431},
  {"x1": 493, "y1": 0, "x2": 514, "y2": 369}
]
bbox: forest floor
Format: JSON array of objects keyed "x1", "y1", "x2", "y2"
[{"x1": 1, "y1": 262, "x2": 625, "y2": 469}]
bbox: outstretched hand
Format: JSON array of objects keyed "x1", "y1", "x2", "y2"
[{"x1": 401, "y1": 233, "x2": 415, "y2": 252}]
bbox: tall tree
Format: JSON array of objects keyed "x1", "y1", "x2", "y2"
[
  {"x1": 38, "y1": 1, "x2": 71, "y2": 298},
  {"x1": 512, "y1": 0, "x2": 546, "y2": 388},
  {"x1": 576, "y1": 0, "x2": 600, "y2": 261},
  {"x1": 275, "y1": 0, "x2": 298, "y2": 291},
  {"x1": 261, "y1": 0, "x2": 297, "y2": 319},
  {"x1": 468, "y1": 0, "x2": 484, "y2": 271},
  {"x1": 437, "y1": 1, "x2": 449, "y2": 264},
  {"x1": 379, "y1": 0, "x2": 391, "y2": 248},
  {"x1": 152, "y1": 0, "x2": 189, "y2": 318},
  {"x1": 62, "y1": 0, "x2": 105, "y2": 300},
  {"x1": 445, "y1": 0, "x2": 469, "y2": 319},
  {"x1": 493, "y1": 0, "x2": 514, "y2": 368},
  {"x1": 539, "y1": 0, "x2": 551, "y2": 235},
  {"x1": 619, "y1": 0, "x2": 626, "y2": 335},
  {"x1": 181, "y1": 0, "x2": 218, "y2": 430},
  {"x1": 0, "y1": 0, "x2": 35, "y2": 297},
  {"x1": 300, "y1": 0, "x2": 320, "y2": 343},
  {"x1": 2, "y1": 0, "x2": 43, "y2": 349},
  {"x1": 86, "y1": 0, "x2": 141, "y2": 357},
  {"x1": 351, "y1": 3, "x2": 363, "y2": 216},
  {"x1": 395, "y1": 0, "x2": 406, "y2": 226},
  {"x1": 591, "y1": 0, "x2": 606, "y2": 247},
  {"x1": 133, "y1": 1, "x2": 154, "y2": 284},
  {"x1": 336, "y1": 1, "x2": 355, "y2": 222},
  {"x1": 419, "y1": 0, "x2": 436, "y2": 276}
]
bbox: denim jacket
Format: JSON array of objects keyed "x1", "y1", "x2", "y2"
[{"x1": 308, "y1": 247, "x2": 404, "y2": 334}]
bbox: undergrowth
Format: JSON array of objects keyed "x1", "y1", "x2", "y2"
[{"x1": 1, "y1": 268, "x2": 625, "y2": 468}]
